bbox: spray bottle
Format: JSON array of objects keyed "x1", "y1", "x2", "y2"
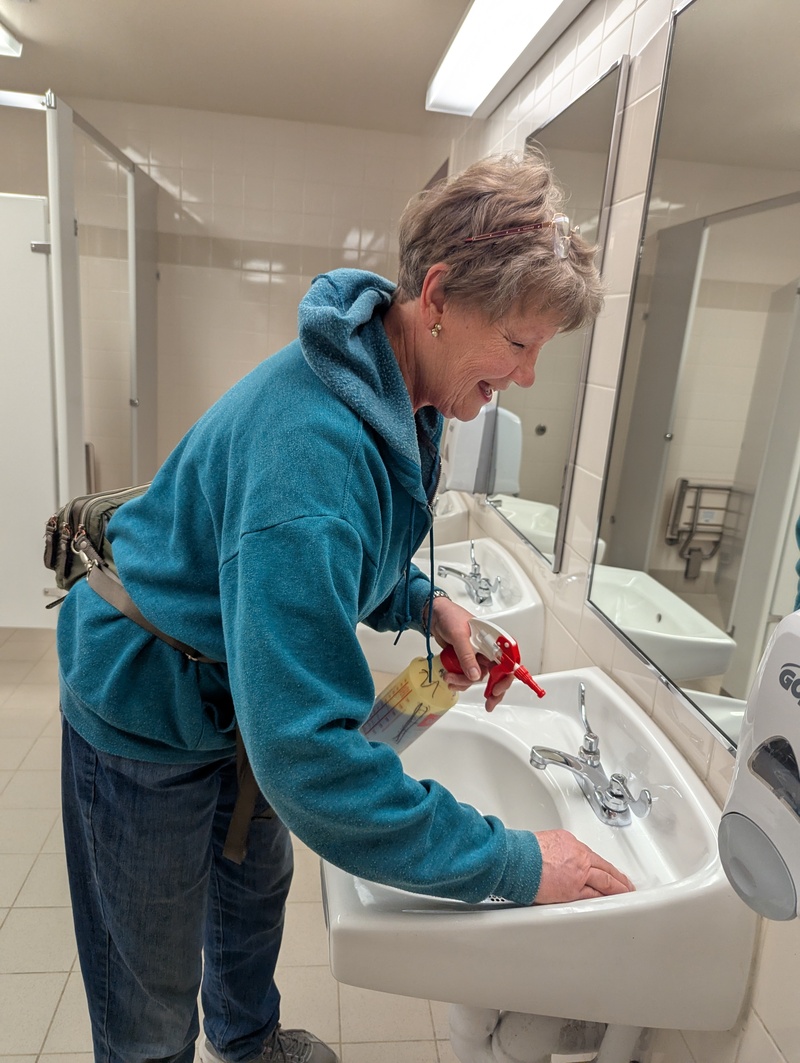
[{"x1": 360, "y1": 618, "x2": 546, "y2": 753}]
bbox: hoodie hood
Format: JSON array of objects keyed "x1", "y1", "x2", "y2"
[{"x1": 298, "y1": 269, "x2": 441, "y2": 502}]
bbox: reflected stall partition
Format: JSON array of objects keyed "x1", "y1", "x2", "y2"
[
  {"x1": 486, "y1": 57, "x2": 629, "y2": 571},
  {"x1": 588, "y1": 0, "x2": 800, "y2": 749}
]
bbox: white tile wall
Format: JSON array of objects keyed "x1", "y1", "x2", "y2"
[
  {"x1": 752, "y1": 919, "x2": 800, "y2": 1062},
  {"x1": 69, "y1": 99, "x2": 433, "y2": 459},
  {"x1": 565, "y1": 464, "x2": 604, "y2": 566},
  {"x1": 586, "y1": 292, "x2": 630, "y2": 388}
]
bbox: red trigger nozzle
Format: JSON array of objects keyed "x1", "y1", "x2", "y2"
[{"x1": 513, "y1": 663, "x2": 546, "y2": 698}]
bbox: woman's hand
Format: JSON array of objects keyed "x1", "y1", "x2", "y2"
[
  {"x1": 533, "y1": 829, "x2": 635, "y2": 903},
  {"x1": 422, "y1": 595, "x2": 513, "y2": 710},
  {"x1": 424, "y1": 595, "x2": 480, "y2": 680}
]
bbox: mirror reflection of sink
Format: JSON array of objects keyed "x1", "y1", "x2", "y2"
[
  {"x1": 591, "y1": 566, "x2": 736, "y2": 682},
  {"x1": 321, "y1": 667, "x2": 757, "y2": 1030},
  {"x1": 431, "y1": 490, "x2": 470, "y2": 545},
  {"x1": 684, "y1": 689, "x2": 746, "y2": 742},
  {"x1": 490, "y1": 494, "x2": 606, "y2": 561},
  {"x1": 357, "y1": 538, "x2": 544, "y2": 675},
  {"x1": 490, "y1": 495, "x2": 558, "y2": 558}
]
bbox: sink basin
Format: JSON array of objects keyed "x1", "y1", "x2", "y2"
[
  {"x1": 685, "y1": 689, "x2": 746, "y2": 742},
  {"x1": 490, "y1": 494, "x2": 607, "y2": 562},
  {"x1": 357, "y1": 538, "x2": 544, "y2": 675},
  {"x1": 321, "y1": 667, "x2": 757, "y2": 1030},
  {"x1": 591, "y1": 566, "x2": 736, "y2": 682},
  {"x1": 431, "y1": 490, "x2": 470, "y2": 545}
]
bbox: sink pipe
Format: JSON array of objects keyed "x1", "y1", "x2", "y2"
[
  {"x1": 596, "y1": 1023, "x2": 645, "y2": 1062},
  {"x1": 448, "y1": 1005, "x2": 614, "y2": 1063}
]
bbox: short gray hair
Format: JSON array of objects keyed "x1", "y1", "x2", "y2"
[{"x1": 394, "y1": 152, "x2": 603, "y2": 331}]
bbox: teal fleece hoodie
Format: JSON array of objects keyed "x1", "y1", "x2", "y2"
[{"x1": 57, "y1": 269, "x2": 542, "y2": 905}]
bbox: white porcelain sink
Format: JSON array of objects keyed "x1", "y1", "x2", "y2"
[
  {"x1": 321, "y1": 668, "x2": 757, "y2": 1031},
  {"x1": 431, "y1": 490, "x2": 470, "y2": 545},
  {"x1": 490, "y1": 495, "x2": 607, "y2": 562},
  {"x1": 685, "y1": 689, "x2": 746, "y2": 743},
  {"x1": 357, "y1": 538, "x2": 544, "y2": 676},
  {"x1": 591, "y1": 566, "x2": 736, "y2": 682}
]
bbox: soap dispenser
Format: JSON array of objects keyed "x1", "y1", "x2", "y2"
[{"x1": 719, "y1": 609, "x2": 800, "y2": 919}]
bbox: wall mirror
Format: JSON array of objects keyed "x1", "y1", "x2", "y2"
[
  {"x1": 486, "y1": 59, "x2": 628, "y2": 571},
  {"x1": 589, "y1": 0, "x2": 800, "y2": 747}
]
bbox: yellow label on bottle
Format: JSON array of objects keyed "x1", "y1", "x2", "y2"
[
  {"x1": 361, "y1": 655, "x2": 458, "y2": 752},
  {"x1": 377, "y1": 656, "x2": 456, "y2": 713},
  {"x1": 406, "y1": 657, "x2": 458, "y2": 710}
]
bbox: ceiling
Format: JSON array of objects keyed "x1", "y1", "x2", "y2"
[
  {"x1": 2, "y1": 0, "x2": 797, "y2": 166},
  {"x1": 0, "y1": 0, "x2": 471, "y2": 135}
]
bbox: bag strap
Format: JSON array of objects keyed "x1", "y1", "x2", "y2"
[
  {"x1": 87, "y1": 562, "x2": 261, "y2": 863},
  {"x1": 86, "y1": 563, "x2": 218, "y2": 663},
  {"x1": 222, "y1": 727, "x2": 264, "y2": 864}
]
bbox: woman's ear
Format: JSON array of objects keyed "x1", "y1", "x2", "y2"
[{"x1": 419, "y1": 263, "x2": 448, "y2": 331}]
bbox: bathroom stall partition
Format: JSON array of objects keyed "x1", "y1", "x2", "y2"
[
  {"x1": 0, "y1": 89, "x2": 158, "y2": 628},
  {"x1": 720, "y1": 265, "x2": 800, "y2": 695}
]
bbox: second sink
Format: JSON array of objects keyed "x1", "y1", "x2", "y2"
[{"x1": 357, "y1": 537, "x2": 544, "y2": 676}]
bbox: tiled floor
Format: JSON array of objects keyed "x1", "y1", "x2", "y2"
[{"x1": 0, "y1": 626, "x2": 459, "y2": 1063}]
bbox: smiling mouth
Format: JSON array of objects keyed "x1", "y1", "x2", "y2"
[{"x1": 479, "y1": 381, "x2": 495, "y2": 400}]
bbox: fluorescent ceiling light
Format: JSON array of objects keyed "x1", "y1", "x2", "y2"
[
  {"x1": 0, "y1": 19, "x2": 23, "y2": 58},
  {"x1": 427, "y1": 0, "x2": 590, "y2": 118}
]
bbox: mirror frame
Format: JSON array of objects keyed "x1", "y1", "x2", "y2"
[{"x1": 486, "y1": 57, "x2": 630, "y2": 572}]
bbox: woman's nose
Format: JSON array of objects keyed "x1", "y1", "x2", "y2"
[{"x1": 511, "y1": 361, "x2": 537, "y2": 388}]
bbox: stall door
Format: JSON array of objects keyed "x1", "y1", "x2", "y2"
[{"x1": 0, "y1": 194, "x2": 59, "y2": 628}]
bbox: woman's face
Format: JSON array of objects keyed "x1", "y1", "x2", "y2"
[{"x1": 424, "y1": 301, "x2": 562, "y2": 422}]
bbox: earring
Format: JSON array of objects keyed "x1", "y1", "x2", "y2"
[{"x1": 431, "y1": 323, "x2": 442, "y2": 338}]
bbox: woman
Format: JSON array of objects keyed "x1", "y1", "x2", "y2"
[{"x1": 58, "y1": 153, "x2": 633, "y2": 1063}]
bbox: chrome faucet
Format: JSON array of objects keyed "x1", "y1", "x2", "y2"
[
  {"x1": 529, "y1": 682, "x2": 652, "y2": 827},
  {"x1": 437, "y1": 540, "x2": 500, "y2": 606}
]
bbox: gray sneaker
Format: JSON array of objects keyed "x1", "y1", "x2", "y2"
[{"x1": 200, "y1": 1026, "x2": 339, "y2": 1063}]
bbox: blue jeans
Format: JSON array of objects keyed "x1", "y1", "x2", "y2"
[{"x1": 61, "y1": 717, "x2": 294, "y2": 1063}]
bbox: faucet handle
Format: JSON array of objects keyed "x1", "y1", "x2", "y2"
[
  {"x1": 578, "y1": 682, "x2": 593, "y2": 734},
  {"x1": 577, "y1": 682, "x2": 601, "y2": 760},
  {"x1": 468, "y1": 539, "x2": 480, "y2": 576},
  {"x1": 608, "y1": 773, "x2": 652, "y2": 818}
]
